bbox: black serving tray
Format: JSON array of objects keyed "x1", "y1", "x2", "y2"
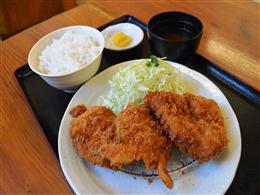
[{"x1": 15, "y1": 15, "x2": 260, "y2": 195}]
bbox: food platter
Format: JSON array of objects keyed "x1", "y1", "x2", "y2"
[{"x1": 58, "y1": 59, "x2": 241, "y2": 194}]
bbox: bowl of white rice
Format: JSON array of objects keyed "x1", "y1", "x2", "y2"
[{"x1": 28, "y1": 25, "x2": 104, "y2": 92}]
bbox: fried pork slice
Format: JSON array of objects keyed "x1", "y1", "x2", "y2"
[
  {"x1": 70, "y1": 104, "x2": 174, "y2": 188},
  {"x1": 105, "y1": 103, "x2": 173, "y2": 188},
  {"x1": 144, "y1": 91, "x2": 228, "y2": 163},
  {"x1": 70, "y1": 105, "x2": 116, "y2": 168}
]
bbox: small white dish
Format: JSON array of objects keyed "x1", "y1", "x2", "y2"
[{"x1": 102, "y1": 23, "x2": 144, "y2": 51}]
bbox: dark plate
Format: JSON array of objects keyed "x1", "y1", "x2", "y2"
[{"x1": 15, "y1": 15, "x2": 260, "y2": 195}]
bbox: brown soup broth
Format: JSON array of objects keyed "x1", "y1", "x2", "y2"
[{"x1": 159, "y1": 28, "x2": 195, "y2": 41}]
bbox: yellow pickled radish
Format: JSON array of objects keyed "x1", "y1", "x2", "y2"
[{"x1": 112, "y1": 32, "x2": 132, "y2": 48}]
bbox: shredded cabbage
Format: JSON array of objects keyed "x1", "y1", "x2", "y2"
[{"x1": 99, "y1": 59, "x2": 192, "y2": 113}]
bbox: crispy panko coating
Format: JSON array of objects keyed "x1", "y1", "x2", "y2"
[
  {"x1": 70, "y1": 104, "x2": 174, "y2": 188},
  {"x1": 70, "y1": 105, "x2": 116, "y2": 168},
  {"x1": 144, "y1": 91, "x2": 228, "y2": 163},
  {"x1": 105, "y1": 103, "x2": 173, "y2": 188},
  {"x1": 70, "y1": 104, "x2": 87, "y2": 117}
]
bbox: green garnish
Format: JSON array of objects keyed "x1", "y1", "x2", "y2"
[
  {"x1": 151, "y1": 55, "x2": 159, "y2": 67},
  {"x1": 145, "y1": 60, "x2": 152, "y2": 67},
  {"x1": 146, "y1": 55, "x2": 159, "y2": 67}
]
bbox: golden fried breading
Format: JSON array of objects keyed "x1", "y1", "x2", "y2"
[
  {"x1": 144, "y1": 91, "x2": 228, "y2": 163},
  {"x1": 105, "y1": 103, "x2": 173, "y2": 188},
  {"x1": 70, "y1": 104, "x2": 87, "y2": 117},
  {"x1": 70, "y1": 104, "x2": 174, "y2": 188},
  {"x1": 70, "y1": 105, "x2": 116, "y2": 168}
]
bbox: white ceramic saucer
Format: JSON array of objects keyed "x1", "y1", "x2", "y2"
[{"x1": 101, "y1": 23, "x2": 144, "y2": 51}]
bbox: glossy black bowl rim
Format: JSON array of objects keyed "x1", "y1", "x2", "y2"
[{"x1": 147, "y1": 11, "x2": 203, "y2": 42}]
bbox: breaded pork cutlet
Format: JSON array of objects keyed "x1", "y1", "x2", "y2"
[
  {"x1": 70, "y1": 105, "x2": 116, "y2": 168},
  {"x1": 70, "y1": 104, "x2": 174, "y2": 188},
  {"x1": 105, "y1": 103, "x2": 173, "y2": 188},
  {"x1": 144, "y1": 91, "x2": 228, "y2": 163}
]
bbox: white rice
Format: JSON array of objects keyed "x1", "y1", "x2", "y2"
[{"x1": 38, "y1": 31, "x2": 101, "y2": 75}]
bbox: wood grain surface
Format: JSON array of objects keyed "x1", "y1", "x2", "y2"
[
  {"x1": 0, "y1": 1, "x2": 259, "y2": 193},
  {"x1": 0, "y1": 0, "x2": 76, "y2": 39}
]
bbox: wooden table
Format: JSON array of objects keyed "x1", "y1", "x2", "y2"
[{"x1": 1, "y1": 1, "x2": 259, "y2": 193}]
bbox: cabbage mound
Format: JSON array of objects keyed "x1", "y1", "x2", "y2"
[{"x1": 100, "y1": 58, "x2": 191, "y2": 113}]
